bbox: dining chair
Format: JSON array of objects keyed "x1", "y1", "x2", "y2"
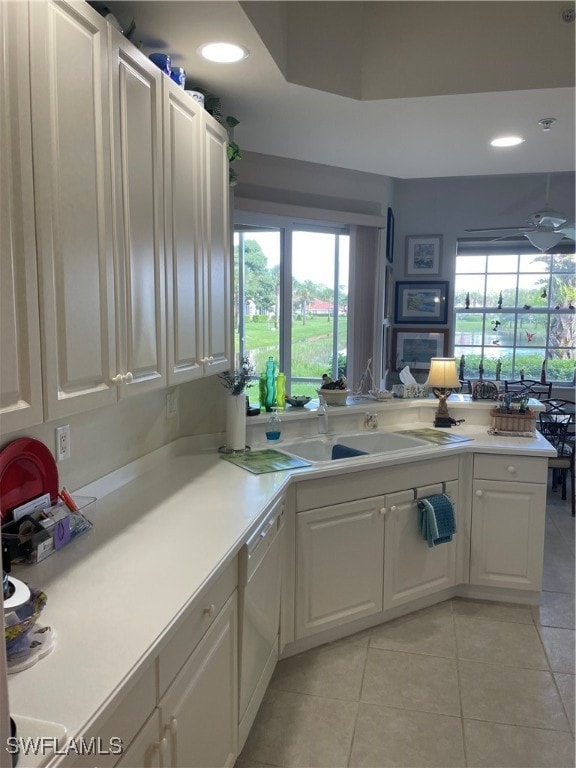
[
  {"x1": 538, "y1": 412, "x2": 575, "y2": 516},
  {"x1": 458, "y1": 379, "x2": 472, "y2": 394},
  {"x1": 504, "y1": 379, "x2": 553, "y2": 400}
]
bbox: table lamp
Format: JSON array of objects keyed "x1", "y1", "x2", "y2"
[{"x1": 427, "y1": 358, "x2": 460, "y2": 427}]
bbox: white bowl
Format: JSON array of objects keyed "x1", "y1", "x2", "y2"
[{"x1": 317, "y1": 388, "x2": 351, "y2": 406}]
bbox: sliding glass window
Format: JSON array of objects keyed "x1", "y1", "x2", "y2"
[{"x1": 234, "y1": 218, "x2": 349, "y2": 397}]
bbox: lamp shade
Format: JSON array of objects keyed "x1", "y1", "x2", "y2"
[{"x1": 428, "y1": 358, "x2": 460, "y2": 389}]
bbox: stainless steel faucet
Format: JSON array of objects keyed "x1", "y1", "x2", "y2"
[{"x1": 317, "y1": 395, "x2": 329, "y2": 434}]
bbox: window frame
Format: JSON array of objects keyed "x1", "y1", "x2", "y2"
[
  {"x1": 234, "y1": 211, "x2": 351, "y2": 392},
  {"x1": 453, "y1": 240, "x2": 575, "y2": 383}
]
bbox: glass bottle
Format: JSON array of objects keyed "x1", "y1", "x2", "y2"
[
  {"x1": 265, "y1": 357, "x2": 276, "y2": 412},
  {"x1": 259, "y1": 373, "x2": 267, "y2": 410},
  {"x1": 265, "y1": 409, "x2": 282, "y2": 441},
  {"x1": 275, "y1": 372, "x2": 286, "y2": 410}
]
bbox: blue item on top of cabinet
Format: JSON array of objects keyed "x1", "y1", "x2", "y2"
[
  {"x1": 149, "y1": 52, "x2": 171, "y2": 75},
  {"x1": 170, "y1": 67, "x2": 186, "y2": 87}
]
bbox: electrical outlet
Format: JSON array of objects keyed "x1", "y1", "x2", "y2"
[
  {"x1": 56, "y1": 425, "x2": 71, "y2": 461},
  {"x1": 166, "y1": 390, "x2": 178, "y2": 420}
]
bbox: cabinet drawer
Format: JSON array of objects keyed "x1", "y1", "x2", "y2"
[
  {"x1": 296, "y1": 457, "x2": 459, "y2": 511},
  {"x1": 474, "y1": 454, "x2": 548, "y2": 484},
  {"x1": 158, "y1": 559, "x2": 237, "y2": 697}
]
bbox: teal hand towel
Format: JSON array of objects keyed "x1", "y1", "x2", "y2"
[{"x1": 417, "y1": 494, "x2": 456, "y2": 548}]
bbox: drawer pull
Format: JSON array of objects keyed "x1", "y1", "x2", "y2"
[
  {"x1": 170, "y1": 716, "x2": 178, "y2": 736},
  {"x1": 379, "y1": 507, "x2": 387, "y2": 515},
  {"x1": 389, "y1": 505, "x2": 397, "y2": 513},
  {"x1": 476, "y1": 489, "x2": 483, "y2": 497},
  {"x1": 507, "y1": 465, "x2": 516, "y2": 474},
  {"x1": 203, "y1": 603, "x2": 216, "y2": 618},
  {"x1": 112, "y1": 374, "x2": 123, "y2": 384},
  {"x1": 123, "y1": 371, "x2": 133, "y2": 383}
]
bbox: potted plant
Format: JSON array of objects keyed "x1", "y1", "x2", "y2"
[{"x1": 219, "y1": 356, "x2": 254, "y2": 451}]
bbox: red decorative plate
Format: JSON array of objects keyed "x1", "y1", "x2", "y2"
[{"x1": 0, "y1": 438, "x2": 58, "y2": 523}]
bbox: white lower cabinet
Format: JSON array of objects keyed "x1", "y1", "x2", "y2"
[
  {"x1": 114, "y1": 710, "x2": 163, "y2": 768},
  {"x1": 470, "y1": 479, "x2": 546, "y2": 591},
  {"x1": 296, "y1": 496, "x2": 385, "y2": 639},
  {"x1": 159, "y1": 593, "x2": 238, "y2": 768},
  {"x1": 383, "y1": 481, "x2": 458, "y2": 610}
]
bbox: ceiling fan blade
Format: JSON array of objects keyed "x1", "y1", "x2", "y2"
[
  {"x1": 558, "y1": 223, "x2": 575, "y2": 239},
  {"x1": 465, "y1": 226, "x2": 530, "y2": 233}
]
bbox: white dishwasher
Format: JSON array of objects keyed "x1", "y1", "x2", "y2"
[{"x1": 238, "y1": 498, "x2": 284, "y2": 749}]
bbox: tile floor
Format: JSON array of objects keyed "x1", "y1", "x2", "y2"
[{"x1": 237, "y1": 484, "x2": 575, "y2": 768}]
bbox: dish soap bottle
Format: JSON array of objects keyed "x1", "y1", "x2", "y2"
[{"x1": 265, "y1": 409, "x2": 282, "y2": 441}]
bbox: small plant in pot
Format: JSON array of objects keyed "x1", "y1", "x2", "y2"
[{"x1": 218, "y1": 355, "x2": 254, "y2": 396}]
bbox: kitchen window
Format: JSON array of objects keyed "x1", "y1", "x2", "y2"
[
  {"x1": 234, "y1": 216, "x2": 349, "y2": 397},
  {"x1": 454, "y1": 242, "x2": 575, "y2": 382}
]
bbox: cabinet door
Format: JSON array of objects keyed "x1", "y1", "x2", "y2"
[
  {"x1": 110, "y1": 28, "x2": 166, "y2": 394},
  {"x1": 114, "y1": 710, "x2": 162, "y2": 768},
  {"x1": 201, "y1": 116, "x2": 231, "y2": 375},
  {"x1": 160, "y1": 594, "x2": 238, "y2": 768},
  {"x1": 163, "y1": 81, "x2": 204, "y2": 385},
  {"x1": 383, "y1": 482, "x2": 458, "y2": 611},
  {"x1": 30, "y1": 0, "x2": 118, "y2": 419},
  {"x1": 470, "y1": 479, "x2": 546, "y2": 591},
  {"x1": 296, "y1": 496, "x2": 385, "y2": 639},
  {"x1": 0, "y1": 0, "x2": 43, "y2": 433}
]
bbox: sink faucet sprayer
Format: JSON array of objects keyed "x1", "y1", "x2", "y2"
[{"x1": 317, "y1": 396, "x2": 329, "y2": 434}]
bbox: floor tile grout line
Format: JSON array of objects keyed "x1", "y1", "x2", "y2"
[
  {"x1": 345, "y1": 642, "x2": 369, "y2": 768},
  {"x1": 451, "y1": 602, "x2": 471, "y2": 768}
]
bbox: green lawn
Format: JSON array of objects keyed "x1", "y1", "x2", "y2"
[{"x1": 236, "y1": 314, "x2": 348, "y2": 398}]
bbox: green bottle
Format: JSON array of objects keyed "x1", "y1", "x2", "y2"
[
  {"x1": 259, "y1": 373, "x2": 267, "y2": 410},
  {"x1": 276, "y1": 372, "x2": 286, "y2": 410},
  {"x1": 265, "y1": 357, "x2": 276, "y2": 412}
]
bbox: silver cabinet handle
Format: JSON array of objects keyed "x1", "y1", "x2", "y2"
[
  {"x1": 379, "y1": 507, "x2": 387, "y2": 515},
  {"x1": 112, "y1": 374, "x2": 123, "y2": 384},
  {"x1": 507, "y1": 465, "x2": 516, "y2": 474},
  {"x1": 476, "y1": 489, "x2": 483, "y2": 497},
  {"x1": 123, "y1": 371, "x2": 133, "y2": 383},
  {"x1": 203, "y1": 603, "x2": 215, "y2": 618},
  {"x1": 169, "y1": 716, "x2": 178, "y2": 736}
]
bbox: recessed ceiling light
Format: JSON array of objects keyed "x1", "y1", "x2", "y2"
[
  {"x1": 490, "y1": 136, "x2": 525, "y2": 148},
  {"x1": 198, "y1": 42, "x2": 249, "y2": 63}
]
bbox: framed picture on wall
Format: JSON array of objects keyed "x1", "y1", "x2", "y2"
[
  {"x1": 394, "y1": 280, "x2": 449, "y2": 324},
  {"x1": 383, "y1": 265, "x2": 393, "y2": 319},
  {"x1": 392, "y1": 328, "x2": 449, "y2": 371},
  {"x1": 405, "y1": 235, "x2": 442, "y2": 276},
  {"x1": 386, "y1": 207, "x2": 395, "y2": 263}
]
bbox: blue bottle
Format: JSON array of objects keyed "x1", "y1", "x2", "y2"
[{"x1": 265, "y1": 357, "x2": 276, "y2": 412}]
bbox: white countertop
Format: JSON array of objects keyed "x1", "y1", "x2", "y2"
[{"x1": 6, "y1": 422, "x2": 555, "y2": 759}]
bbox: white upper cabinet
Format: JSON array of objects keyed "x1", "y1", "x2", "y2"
[
  {"x1": 163, "y1": 81, "x2": 204, "y2": 385},
  {"x1": 0, "y1": 0, "x2": 231, "y2": 434},
  {"x1": 109, "y1": 27, "x2": 166, "y2": 395},
  {"x1": 29, "y1": 0, "x2": 118, "y2": 420},
  {"x1": 0, "y1": 1, "x2": 44, "y2": 433},
  {"x1": 163, "y1": 79, "x2": 232, "y2": 384},
  {"x1": 201, "y1": 116, "x2": 232, "y2": 375}
]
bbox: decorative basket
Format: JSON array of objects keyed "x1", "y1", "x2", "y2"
[{"x1": 490, "y1": 408, "x2": 536, "y2": 435}]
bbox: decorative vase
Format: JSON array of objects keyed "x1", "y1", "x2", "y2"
[{"x1": 226, "y1": 393, "x2": 246, "y2": 451}]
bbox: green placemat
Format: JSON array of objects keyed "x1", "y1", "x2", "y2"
[
  {"x1": 396, "y1": 428, "x2": 473, "y2": 446},
  {"x1": 220, "y1": 449, "x2": 312, "y2": 474}
]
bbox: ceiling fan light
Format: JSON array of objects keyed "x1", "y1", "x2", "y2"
[
  {"x1": 524, "y1": 230, "x2": 564, "y2": 252},
  {"x1": 490, "y1": 136, "x2": 525, "y2": 147}
]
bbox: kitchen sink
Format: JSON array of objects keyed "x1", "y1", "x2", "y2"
[{"x1": 278, "y1": 431, "x2": 430, "y2": 464}]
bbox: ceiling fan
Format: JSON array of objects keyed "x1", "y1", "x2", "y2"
[{"x1": 465, "y1": 175, "x2": 575, "y2": 252}]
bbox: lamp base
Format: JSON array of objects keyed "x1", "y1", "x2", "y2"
[{"x1": 434, "y1": 416, "x2": 457, "y2": 428}]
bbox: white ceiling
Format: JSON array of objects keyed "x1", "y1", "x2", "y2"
[{"x1": 107, "y1": 1, "x2": 576, "y2": 179}]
